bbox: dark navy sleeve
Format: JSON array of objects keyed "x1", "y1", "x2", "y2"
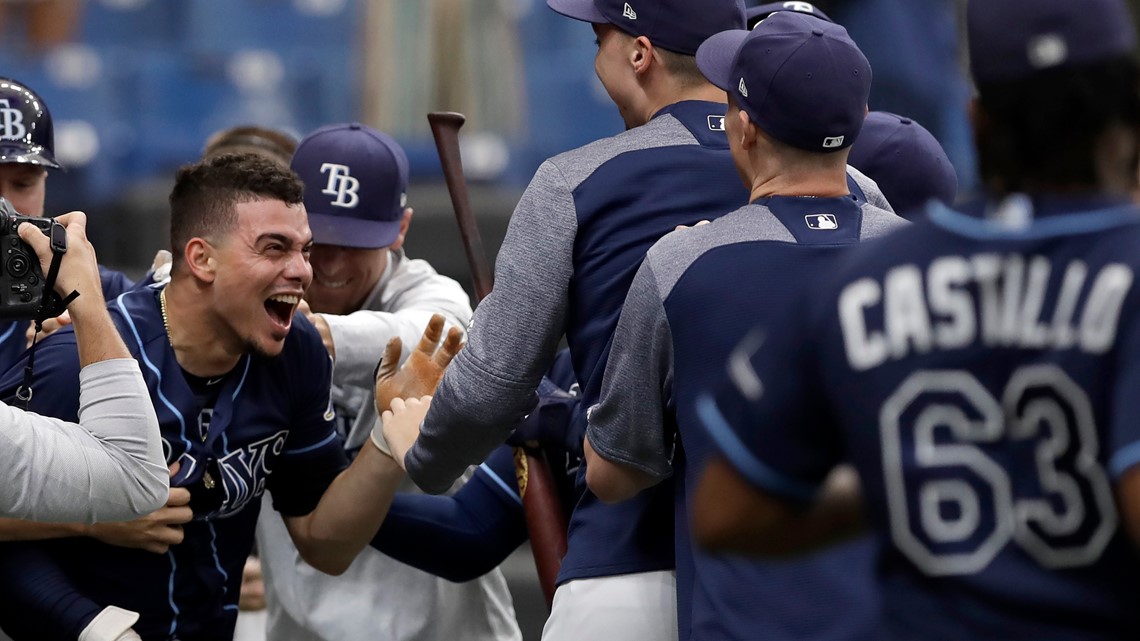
[
  {"x1": 370, "y1": 445, "x2": 527, "y2": 582},
  {"x1": 268, "y1": 321, "x2": 350, "y2": 517},
  {"x1": 0, "y1": 327, "x2": 82, "y2": 422},
  {"x1": 698, "y1": 294, "x2": 843, "y2": 502},
  {"x1": 0, "y1": 542, "x2": 101, "y2": 640}
]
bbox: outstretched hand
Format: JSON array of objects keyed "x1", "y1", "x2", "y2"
[
  {"x1": 380, "y1": 396, "x2": 433, "y2": 469},
  {"x1": 373, "y1": 313, "x2": 463, "y2": 415}
]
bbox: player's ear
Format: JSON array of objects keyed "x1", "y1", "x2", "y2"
[
  {"x1": 185, "y1": 238, "x2": 218, "y2": 284},
  {"x1": 631, "y1": 36, "x2": 652, "y2": 75},
  {"x1": 738, "y1": 110, "x2": 758, "y2": 150},
  {"x1": 387, "y1": 208, "x2": 413, "y2": 252}
]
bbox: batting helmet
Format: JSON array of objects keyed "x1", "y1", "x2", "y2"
[{"x1": 0, "y1": 77, "x2": 60, "y2": 169}]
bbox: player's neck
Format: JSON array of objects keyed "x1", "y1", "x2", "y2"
[
  {"x1": 748, "y1": 166, "x2": 849, "y2": 201},
  {"x1": 641, "y1": 82, "x2": 725, "y2": 125},
  {"x1": 162, "y1": 281, "x2": 244, "y2": 377}
]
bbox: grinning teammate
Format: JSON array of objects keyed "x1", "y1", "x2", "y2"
[
  {"x1": 0, "y1": 154, "x2": 407, "y2": 641},
  {"x1": 693, "y1": 0, "x2": 1140, "y2": 639},
  {"x1": 583, "y1": 14, "x2": 906, "y2": 640}
]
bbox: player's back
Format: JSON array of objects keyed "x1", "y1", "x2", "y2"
[{"x1": 814, "y1": 199, "x2": 1140, "y2": 640}]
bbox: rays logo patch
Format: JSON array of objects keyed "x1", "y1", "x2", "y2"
[
  {"x1": 708, "y1": 115, "x2": 725, "y2": 131},
  {"x1": 805, "y1": 214, "x2": 838, "y2": 230}
]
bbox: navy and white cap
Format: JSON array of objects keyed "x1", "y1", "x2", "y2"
[
  {"x1": 547, "y1": 0, "x2": 745, "y2": 55},
  {"x1": 291, "y1": 123, "x2": 409, "y2": 249},
  {"x1": 696, "y1": 11, "x2": 870, "y2": 152},
  {"x1": 746, "y1": 1, "x2": 832, "y2": 29},
  {"x1": 848, "y1": 111, "x2": 957, "y2": 217},
  {"x1": 0, "y1": 77, "x2": 60, "y2": 169},
  {"x1": 968, "y1": 0, "x2": 1137, "y2": 84}
]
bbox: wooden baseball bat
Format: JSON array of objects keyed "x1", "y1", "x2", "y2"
[{"x1": 427, "y1": 111, "x2": 569, "y2": 608}]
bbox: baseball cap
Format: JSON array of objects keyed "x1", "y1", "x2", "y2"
[
  {"x1": 547, "y1": 0, "x2": 745, "y2": 55},
  {"x1": 848, "y1": 112, "x2": 957, "y2": 217},
  {"x1": 291, "y1": 123, "x2": 409, "y2": 249},
  {"x1": 968, "y1": 0, "x2": 1137, "y2": 84},
  {"x1": 746, "y1": 1, "x2": 832, "y2": 29},
  {"x1": 696, "y1": 11, "x2": 871, "y2": 152},
  {"x1": 0, "y1": 77, "x2": 60, "y2": 169}
]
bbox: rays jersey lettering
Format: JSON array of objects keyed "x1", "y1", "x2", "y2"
[
  {"x1": 215, "y1": 430, "x2": 289, "y2": 518},
  {"x1": 321, "y1": 163, "x2": 360, "y2": 208},
  {"x1": 0, "y1": 99, "x2": 26, "y2": 140},
  {"x1": 839, "y1": 255, "x2": 1133, "y2": 371}
]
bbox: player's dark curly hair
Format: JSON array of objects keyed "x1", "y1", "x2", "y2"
[
  {"x1": 168, "y1": 152, "x2": 304, "y2": 265},
  {"x1": 975, "y1": 56, "x2": 1140, "y2": 194}
]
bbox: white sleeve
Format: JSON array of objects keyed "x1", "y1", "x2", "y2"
[
  {"x1": 322, "y1": 257, "x2": 473, "y2": 388},
  {"x1": 0, "y1": 358, "x2": 168, "y2": 523}
]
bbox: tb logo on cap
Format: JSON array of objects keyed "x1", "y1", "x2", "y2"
[
  {"x1": 321, "y1": 163, "x2": 360, "y2": 209},
  {"x1": 782, "y1": 1, "x2": 817, "y2": 14},
  {"x1": 0, "y1": 100, "x2": 26, "y2": 141}
]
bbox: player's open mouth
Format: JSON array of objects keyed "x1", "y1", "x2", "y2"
[{"x1": 265, "y1": 294, "x2": 300, "y2": 329}]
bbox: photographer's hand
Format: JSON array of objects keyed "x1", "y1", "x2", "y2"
[
  {"x1": 24, "y1": 311, "x2": 71, "y2": 348},
  {"x1": 18, "y1": 211, "x2": 127, "y2": 366}
]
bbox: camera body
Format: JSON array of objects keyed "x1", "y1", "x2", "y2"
[{"x1": 0, "y1": 197, "x2": 54, "y2": 319}]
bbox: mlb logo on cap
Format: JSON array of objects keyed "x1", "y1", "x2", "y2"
[
  {"x1": 805, "y1": 213, "x2": 838, "y2": 229},
  {"x1": 291, "y1": 123, "x2": 409, "y2": 249}
]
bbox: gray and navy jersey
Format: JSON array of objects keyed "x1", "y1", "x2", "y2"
[
  {"x1": 587, "y1": 196, "x2": 906, "y2": 640},
  {"x1": 408, "y1": 101, "x2": 750, "y2": 581},
  {"x1": 702, "y1": 196, "x2": 1140, "y2": 640}
]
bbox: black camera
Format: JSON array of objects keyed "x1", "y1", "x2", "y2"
[{"x1": 0, "y1": 197, "x2": 61, "y2": 319}]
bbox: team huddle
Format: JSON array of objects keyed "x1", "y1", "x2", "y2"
[{"x1": 0, "y1": 0, "x2": 1137, "y2": 640}]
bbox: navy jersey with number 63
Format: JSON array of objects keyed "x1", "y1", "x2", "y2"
[
  {"x1": 0, "y1": 285, "x2": 348, "y2": 641},
  {"x1": 702, "y1": 197, "x2": 1140, "y2": 641}
]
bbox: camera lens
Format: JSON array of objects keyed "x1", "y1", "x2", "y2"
[{"x1": 7, "y1": 255, "x2": 29, "y2": 278}]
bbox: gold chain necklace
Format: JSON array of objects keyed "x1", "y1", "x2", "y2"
[{"x1": 159, "y1": 287, "x2": 172, "y2": 340}]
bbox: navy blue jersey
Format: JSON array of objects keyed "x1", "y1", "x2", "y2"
[
  {"x1": 0, "y1": 284, "x2": 347, "y2": 641},
  {"x1": 0, "y1": 265, "x2": 134, "y2": 372},
  {"x1": 588, "y1": 196, "x2": 904, "y2": 640},
  {"x1": 702, "y1": 197, "x2": 1140, "y2": 640}
]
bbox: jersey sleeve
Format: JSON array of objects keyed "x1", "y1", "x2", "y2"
[
  {"x1": 268, "y1": 325, "x2": 350, "y2": 517},
  {"x1": 0, "y1": 541, "x2": 103, "y2": 640},
  {"x1": 698, "y1": 295, "x2": 844, "y2": 502},
  {"x1": 322, "y1": 253, "x2": 473, "y2": 389},
  {"x1": 369, "y1": 445, "x2": 527, "y2": 582},
  {"x1": 586, "y1": 258, "x2": 675, "y2": 479},
  {"x1": 407, "y1": 160, "x2": 578, "y2": 493}
]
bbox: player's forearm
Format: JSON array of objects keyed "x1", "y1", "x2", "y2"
[
  {"x1": 68, "y1": 295, "x2": 131, "y2": 366},
  {"x1": 405, "y1": 360, "x2": 537, "y2": 494},
  {"x1": 695, "y1": 459, "x2": 865, "y2": 557},
  {"x1": 583, "y1": 436, "x2": 659, "y2": 503},
  {"x1": 292, "y1": 444, "x2": 405, "y2": 575},
  {"x1": 0, "y1": 518, "x2": 91, "y2": 540}
]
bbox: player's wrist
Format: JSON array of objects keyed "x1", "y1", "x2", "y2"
[{"x1": 369, "y1": 419, "x2": 394, "y2": 458}]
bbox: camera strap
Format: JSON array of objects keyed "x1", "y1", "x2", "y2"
[{"x1": 16, "y1": 229, "x2": 77, "y2": 410}]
